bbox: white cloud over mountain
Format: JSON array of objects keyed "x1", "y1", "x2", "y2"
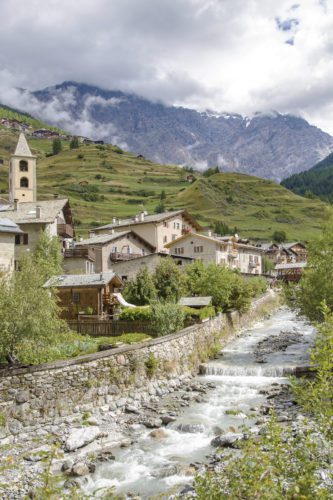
[{"x1": 0, "y1": 0, "x2": 333, "y2": 132}]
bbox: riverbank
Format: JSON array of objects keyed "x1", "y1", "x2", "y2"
[{"x1": 0, "y1": 291, "x2": 280, "y2": 498}]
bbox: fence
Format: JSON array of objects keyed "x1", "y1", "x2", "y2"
[{"x1": 67, "y1": 320, "x2": 154, "y2": 337}]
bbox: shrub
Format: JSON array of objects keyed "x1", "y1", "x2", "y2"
[
  {"x1": 118, "y1": 306, "x2": 151, "y2": 321},
  {"x1": 122, "y1": 266, "x2": 157, "y2": 305},
  {"x1": 150, "y1": 302, "x2": 185, "y2": 336},
  {"x1": 247, "y1": 276, "x2": 267, "y2": 297},
  {"x1": 145, "y1": 352, "x2": 159, "y2": 378},
  {"x1": 182, "y1": 305, "x2": 215, "y2": 322},
  {"x1": 77, "y1": 153, "x2": 84, "y2": 159},
  {"x1": 154, "y1": 257, "x2": 185, "y2": 303}
]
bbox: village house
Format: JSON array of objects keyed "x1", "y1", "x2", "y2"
[
  {"x1": 0, "y1": 218, "x2": 23, "y2": 275},
  {"x1": 257, "y1": 241, "x2": 307, "y2": 265},
  {"x1": 165, "y1": 232, "x2": 263, "y2": 274},
  {"x1": 93, "y1": 210, "x2": 201, "y2": 252},
  {"x1": 111, "y1": 252, "x2": 194, "y2": 281},
  {"x1": 73, "y1": 230, "x2": 156, "y2": 274},
  {"x1": 275, "y1": 262, "x2": 307, "y2": 282},
  {"x1": 43, "y1": 271, "x2": 123, "y2": 319},
  {"x1": 0, "y1": 133, "x2": 74, "y2": 268}
]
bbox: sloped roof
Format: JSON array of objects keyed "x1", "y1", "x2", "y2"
[
  {"x1": 0, "y1": 199, "x2": 69, "y2": 224},
  {"x1": 76, "y1": 230, "x2": 155, "y2": 250},
  {"x1": 44, "y1": 271, "x2": 123, "y2": 288},
  {"x1": 94, "y1": 209, "x2": 201, "y2": 231},
  {"x1": 13, "y1": 133, "x2": 35, "y2": 158},
  {"x1": 0, "y1": 218, "x2": 23, "y2": 234},
  {"x1": 282, "y1": 242, "x2": 306, "y2": 250},
  {"x1": 179, "y1": 296, "x2": 212, "y2": 307},
  {"x1": 275, "y1": 262, "x2": 307, "y2": 270}
]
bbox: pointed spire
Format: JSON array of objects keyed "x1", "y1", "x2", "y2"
[{"x1": 14, "y1": 133, "x2": 34, "y2": 157}]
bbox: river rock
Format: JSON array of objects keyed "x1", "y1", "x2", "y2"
[
  {"x1": 71, "y1": 462, "x2": 90, "y2": 477},
  {"x1": 142, "y1": 418, "x2": 163, "y2": 429},
  {"x1": 161, "y1": 415, "x2": 176, "y2": 425},
  {"x1": 125, "y1": 405, "x2": 140, "y2": 414},
  {"x1": 65, "y1": 426, "x2": 101, "y2": 451},
  {"x1": 61, "y1": 459, "x2": 74, "y2": 472},
  {"x1": 96, "y1": 447, "x2": 116, "y2": 462},
  {"x1": 210, "y1": 432, "x2": 243, "y2": 448},
  {"x1": 177, "y1": 423, "x2": 205, "y2": 433},
  {"x1": 152, "y1": 464, "x2": 179, "y2": 478},
  {"x1": 149, "y1": 428, "x2": 169, "y2": 439}
]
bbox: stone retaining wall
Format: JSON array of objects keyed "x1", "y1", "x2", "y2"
[{"x1": 0, "y1": 291, "x2": 278, "y2": 438}]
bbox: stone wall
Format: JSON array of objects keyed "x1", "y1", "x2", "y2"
[{"x1": 0, "y1": 291, "x2": 278, "y2": 438}]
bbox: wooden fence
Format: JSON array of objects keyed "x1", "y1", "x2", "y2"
[{"x1": 67, "y1": 320, "x2": 154, "y2": 337}]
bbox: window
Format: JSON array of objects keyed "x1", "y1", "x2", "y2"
[
  {"x1": 20, "y1": 177, "x2": 29, "y2": 188},
  {"x1": 15, "y1": 234, "x2": 29, "y2": 245},
  {"x1": 172, "y1": 234, "x2": 177, "y2": 241},
  {"x1": 163, "y1": 235, "x2": 167, "y2": 243},
  {"x1": 19, "y1": 160, "x2": 28, "y2": 172},
  {"x1": 15, "y1": 234, "x2": 20, "y2": 245},
  {"x1": 23, "y1": 233, "x2": 29, "y2": 245},
  {"x1": 163, "y1": 221, "x2": 168, "y2": 228},
  {"x1": 174, "y1": 247, "x2": 184, "y2": 255},
  {"x1": 122, "y1": 275, "x2": 128, "y2": 282},
  {"x1": 111, "y1": 246, "x2": 117, "y2": 253},
  {"x1": 142, "y1": 248, "x2": 145, "y2": 255},
  {"x1": 194, "y1": 245, "x2": 203, "y2": 253},
  {"x1": 72, "y1": 292, "x2": 80, "y2": 303},
  {"x1": 173, "y1": 222, "x2": 180, "y2": 229}
]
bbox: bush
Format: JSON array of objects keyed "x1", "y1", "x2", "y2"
[
  {"x1": 228, "y1": 273, "x2": 252, "y2": 313},
  {"x1": 247, "y1": 276, "x2": 267, "y2": 297},
  {"x1": 122, "y1": 266, "x2": 157, "y2": 305},
  {"x1": 182, "y1": 305, "x2": 216, "y2": 322},
  {"x1": 118, "y1": 306, "x2": 151, "y2": 321},
  {"x1": 150, "y1": 302, "x2": 185, "y2": 336},
  {"x1": 154, "y1": 257, "x2": 185, "y2": 303}
]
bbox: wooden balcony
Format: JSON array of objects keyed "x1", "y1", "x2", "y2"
[
  {"x1": 57, "y1": 223, "x2": 74, "y2": 238},
  {"x1": 64, "y1": 247, "x2": 95, "y2": 261},
  {"x1": 110, "y1": 252, "x2": 143, "y2": 262}
]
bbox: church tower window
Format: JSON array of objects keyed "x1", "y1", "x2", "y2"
[
  {"x1": 20, "y1": 177, "x2": 29, "y2": 188},
  {"x1": 19, "y1": 160, "x2": 28, "y2": 172}
]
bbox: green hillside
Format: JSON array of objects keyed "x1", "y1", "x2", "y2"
[
  {"x1": 0, "y1": 104, "x2": 65, "y2": 133},
  {"x1": 0, "y1": 127, "x2": 328, "y2": 241},
  {"x1": 281, "y1": 152, "x2": 333, "y2": 202},
  {"x1": 174, "y1": 173, "x2": 327, "y2": 241}
]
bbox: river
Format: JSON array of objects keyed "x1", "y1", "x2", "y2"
[{"x1": 84, "y1": 307, "x2": 315, "y2": 498}]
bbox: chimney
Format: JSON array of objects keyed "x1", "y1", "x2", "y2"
[
  {"x1": 89, "y1": 231, "x2": 95, "y2": 238},
  {"x1": 14, "y1": 199, "x2": 18, "y2": 211},
  {"x1": 208, "y1": 230, "x2": 212, "y2": 237},
  {"x1": 110, "y1": 228, "x2": 115, "y2": 234},
  {"x1": 79, "y1": 236, "x2": 83, "y2": 242},
  {"x1": 36, "y1": 206, "x2": 41, "y2": 219},
  {"x1": 112, "y1": 217, "x2": 117, "y2": 224},
  {"x1": 135, "y1": 215, "x2": 139, "y2": 222},
  {"x1": 54, "y1": 193, "x2": 59, "y2": 199},
  {"x1": 139, "y1": 212, "x2": 145, "y2": 222}
]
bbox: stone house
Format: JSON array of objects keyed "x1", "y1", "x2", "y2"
[
  {"x1": 0, "y1": 218, "x2": 23, "y2": 275},
  {"x1": 165, "y1": 233, "x2": 263, "y2": 274},
  {"x1": 93, "y1": 210, "x2": 201, "y2": 252},
  {"x1": 43, "y1": 272, "x2": 123, "y2": 319},
  {"x1": 111, "y1": 252, "x2": 194, "y2": 282},
  {"x1": 0, "y1": 198, "x2": 74, "y2": 268},
  {"x1": 74, "y1": 230, "x2": 156, "y2": 273}
]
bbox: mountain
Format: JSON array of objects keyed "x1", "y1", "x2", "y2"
[
  {"x1": 0, "y1": 128, "x2": 327, "y2": 241},
  {"x1": 16, "y1": 81, "x2": 332, "y2": 182},
  {"x1": 281, "y1": 152, "x2": 333, "y2": 203}
]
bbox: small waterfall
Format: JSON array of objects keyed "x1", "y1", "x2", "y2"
[{"x1": 200, "y1": 363, "x2": 296, "y2": 377}]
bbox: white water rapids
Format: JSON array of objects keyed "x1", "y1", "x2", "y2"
[{"x1": 83, "y1": 307, "x2": 315, "y2": 498}]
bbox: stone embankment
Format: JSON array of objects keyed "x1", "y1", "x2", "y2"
[{"x1": 0, "y1": 290, "x2": 278, "y2": 439}]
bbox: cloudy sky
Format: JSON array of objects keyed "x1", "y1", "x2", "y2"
[{"x1": 0, "y1": 0, "x2": 333, "y2": 132}]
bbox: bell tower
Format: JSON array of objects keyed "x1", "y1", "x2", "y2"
[{"x1": 9, "y1": 133, "x2": 37, "y2": 203}]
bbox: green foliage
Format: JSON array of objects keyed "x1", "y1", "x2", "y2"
[
  {"x1": 69, "y1": 136, "x2": 79, "y2": 149},
  {"x1": 247, "y1": 276, "x2": 268, "y2": 297},
  {"x1": 153, "y1": 257, "x2": 184, "y2": 303},
  {"x1": 145, "y1": 352, "x2": 159, "y2": 378},
  {"x1": 292, "y1": 303, "x2": 333, "y2": 438},
  {"x1": 272, "y1": 230, "x2": 287, "y2": 243},
  {"x1": 34, "y1": 230, "x2": 63, "y2": 280},
  {"x1": 154, "y1": 202, "x2": 166, "y2": 213},
  {"x1": 282, "y1": 151, "x2": 333, "y2": 203},
  {"x1": 262, "y1": 255, "x2": 275, "y2": 274},
  {"x1": 228, "y1": 273, "x2": 252, "y2": 313},
  {"x1": 52, "y1": 138, "x2": 62, "y2": 155},
  {"x1": 111, "y1": 145, "x2": 123, "y2": 154},
  {"x1": 0, "y1": 412, "x2": 6, "y2": 427},
  {"x1": 160, "y1": 189, "x2": 166, "y2": 201},
  {"x1": 0, "y1": 252, "x2": 68, "y2": 363},
  {"x1": 122, "y1": 266, "x2": 157, "y2": 305},
  {"x1": 150, "y1": 302, "x2": 185, "y2": 336},
  {"x1": 214, "y1": 220, "x2": 231, "y2": 236},
  {"x1": 182, "y1": 305, "x2": 216, "y2": 322},
  {"x1": 203, "y1": 166, "x2": 219, "y2": 177},
  {"x1": 194, "y1": 415, "x2": 331, "y2": 499},
  {"x1": 297, "y1": 214, "x2": 333, "y2": 321},
  {"x1": 118, "y1": 306, "x2": 151, "y2": 321}
]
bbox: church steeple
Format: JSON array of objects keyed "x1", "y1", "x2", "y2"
[{"x1": 9, "y1": 133, "x2": 37, "y2": 203}]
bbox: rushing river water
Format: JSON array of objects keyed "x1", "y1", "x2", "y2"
[{"x1": 85, "y1": 307, "x2": 315, "y2": 498}]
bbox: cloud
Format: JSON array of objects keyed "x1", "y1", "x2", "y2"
[{"x1": 0, "y1": 0, "x2": 332, "y2": 133}]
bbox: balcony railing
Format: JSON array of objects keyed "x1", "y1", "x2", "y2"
[
  {"x1": 110, "y1": 252, "x2": 144, "y2": 262},
  {"x1": 57, "y1": 223, "x2": 74, "y2": 238},
  {"x1": 64, "y1": 247, "x2": 95, "y2": 261}
]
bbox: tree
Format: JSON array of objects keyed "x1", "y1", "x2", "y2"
[
  {"x1": 262, "y1": 255, "x2": 275, "y2": 274},
  {"x1": 154, "y1": 257, "x2": 184, "y2": 302},
  {"x1": 122, "y1": 266, "x2": 156, "y2": 305},
  {"x1": 0, "y1": 253, "x2": 68, "y2": 363},
  {"x1": 52, "y1": 138, "x2": 62, "y2": 155},
  {"x1": 213, "y1": 221, "x2": 230, "y2": 236},
  {"x1": 34, "y1": 230, "x2": 63, "y2": 280},
  {"x1": 297, "y1": 214, "x2": 333, "y2": 321},
  {"x1": 154, "y1": 202, "x2": 166, "y2": 214},
  {"x1": 160, "y1": 190, "x2": 166, "y2": 201},
  {"x1": 70, "y1": 136, "x2": 79, "y2": 149},
  {"x1": 203, "y1": 166, "x2": 219, "y2": 177},
  {"x1": 272, "y1": 230, "x2": 287, "y2": 243},
  {"x1": 150, "y1": 302, "x2": 185, "y2": 336}
]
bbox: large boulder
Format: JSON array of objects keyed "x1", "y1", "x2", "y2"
[
  {"x1": 210, "y1": 432, "x2": 243, "y2": 448},
  {"x1": 65, "y1": 427, "x2": 101, "y2": 452}
]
